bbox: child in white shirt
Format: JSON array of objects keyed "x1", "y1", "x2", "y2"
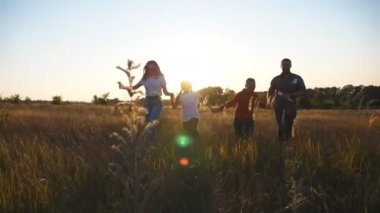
[{"x1": 173, "y1": 81, "x2": 200, "y2": 138}]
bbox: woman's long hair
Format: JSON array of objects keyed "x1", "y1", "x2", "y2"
[{"x1": 142, "y1": 60, "x2": 163, "y2": 80}]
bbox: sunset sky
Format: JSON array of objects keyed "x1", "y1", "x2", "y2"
[{"x1": 1, "y1": 0, "x2": 379, "y2": 101}]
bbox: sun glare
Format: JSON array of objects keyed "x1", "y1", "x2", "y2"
[
  {"x1": 165, "y1": 68, "x2": 213, "y2": 93},
  {"x1": 158, "y1": 33, "x2": 226, "y2": 93}
]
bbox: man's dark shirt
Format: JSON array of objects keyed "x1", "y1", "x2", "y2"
[{"x1": 269, "y1": 72, "x2": 306, "y2": 111}]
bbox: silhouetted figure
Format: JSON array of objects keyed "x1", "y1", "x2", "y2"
[
  {"x1": 218, "y1": 78, "x2": 267, "y2": 141},
  {"x1": 173, "y1": 81, "x2": 201, "y2": 139},
  {"x1": 267, "y1": 58, "x2": 306, "y2": 143},
  {"x1": 119, "y1": 60, "x2": 174, "y2": 122},
  {"x1": 119, "y1": 60, "x2": 174, "y2": 141}
]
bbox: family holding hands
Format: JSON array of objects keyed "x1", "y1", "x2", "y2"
[{"x1": 118, "y1": 58, "x2": 306, "y2": 143}]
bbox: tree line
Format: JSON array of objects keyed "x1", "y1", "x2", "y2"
[
  {"x1": 1, "y1": 85, "x2": 379, "y2": 109},
  {"x1": 198, "y1": 85, "x2": 380, "y2": 109},
  {"x1": 298, "y1": 85, "x2": 380, "y2": 109}
]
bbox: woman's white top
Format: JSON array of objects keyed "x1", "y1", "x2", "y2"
[
  {"x1": 179, "y1": 91, "x2": 200, "y2": 121},
  {"x1": 139, "y1": 75, "x2": 166, "y2": 97}
]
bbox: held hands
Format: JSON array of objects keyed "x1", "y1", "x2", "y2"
[
  {"x1": 171, "y1": 90, "x2": 183, "y2": 110},
  {"x1": 208, "y1": 103, "x2": 224, "y2": 113},
  {"x1": 170, "y1": 92, "x2": 176, "y2": 109},
  {"x1": 252, "y1": 98, "x2": 271, "y2": 110}
]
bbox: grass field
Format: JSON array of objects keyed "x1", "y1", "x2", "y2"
[{"x1": 0, "y1": 104, "x2": 379, "y2": 212}]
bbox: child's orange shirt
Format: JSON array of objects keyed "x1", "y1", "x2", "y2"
[{"x1": 224, "y1": 89, "x2": 265, "y2": 121}]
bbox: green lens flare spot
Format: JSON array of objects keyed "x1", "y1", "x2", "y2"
[{"x1": 175, "y1": 135, "x2": 192, "y2": 148}]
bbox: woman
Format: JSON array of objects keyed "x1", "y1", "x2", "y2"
[{"x1": 119, "y1": 60, "x2": 174, "y2": 122}]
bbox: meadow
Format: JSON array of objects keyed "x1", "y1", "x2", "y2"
[{"x1": 0, "y1": 104, "x2": 379, "y2": 212}]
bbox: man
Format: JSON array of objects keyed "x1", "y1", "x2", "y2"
[{"x1": 267, "y1": 58, "x2": 306, "y2": 143}]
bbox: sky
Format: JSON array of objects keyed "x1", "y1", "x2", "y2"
[{"x1": 1, "y1": 0, "x2": 379, "y2": 102}]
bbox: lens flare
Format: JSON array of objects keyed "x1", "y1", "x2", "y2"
[
  {"x1": 179, "y1": 157, "x2": 190, "y2": 166},
  {"x1": 175, "y1": 135, "x2": 192, "y2": 148}
]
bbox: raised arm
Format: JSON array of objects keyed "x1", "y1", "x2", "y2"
[
  {"x1": 219, "y1": 94, "x2": 238, "y2": 111},
  {"x1": 162, "y1": 83, "x2": 174, "y2": 98},
  {"x1": 132, "y1": 82, "x2": 142, "y2": 90}
]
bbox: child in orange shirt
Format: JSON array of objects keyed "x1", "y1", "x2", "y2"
[{"x1": 217, "y1": 78, "x2": 267, "y2": 140}]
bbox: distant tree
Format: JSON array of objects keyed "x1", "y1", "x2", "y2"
[
  {"x1": 220, "y1": 88, "x2": 236, "y2": 104},
  {"x1": 256, "y1": 92, "x2": 267, "y2": 105},
  {"x1": 296, "y1": 88, "x2": 311, "y2": 109},
  {"x1": 195, "y1": 84, "x2": 380, "y2": 109},
  {"x1": 9, "y1": 94, "x2": 21, "y2": 104},
  {"x1": 338, "y1": 94, "x2": 351, "y2": 108},
  {"x1": 320, "y1": 99, "x2": 335, "y2": 109},
  {"x1": 350, "y1": 85, "x2": 365, "y2": 109},
  {"x1": 324, "y1": 87, "x2": 340, "y2": 106},
  {"x1": 93, "y1": 92, "x2": 110, "y2": 105},
  {"x1": 297, "y1": 97, "x2": 311, "y2": 109},
  {"x1": 24, "y1": 96, "x2": 32, "y2": 104},
  {"x1": 52, "y1": 96, "x2": 62, "y2": 105},
  {"x1": 311, "y1": 87, "x2": 341, "y2": 108},
  {"x1": 337, "y1": 84, "x2": 356, "y2": 108},
  {"x1": 198, "y1": 86, "x2": 224, "y2": 105},
  {"x1": 301, "y1": 85, "x2": 380, "y2": 109},
  {"x1": 362, "y1": 86, "x2": 380, "y2": 108},
  {"x1": 341, "y1": 84, "x2": 355, "y2": 95},
  {"x1": 108, "y1": 98, "x2": 120, "y2": 105},
  {"x1": 92, "y1": 95, "x2": 99, "y2": 104}
]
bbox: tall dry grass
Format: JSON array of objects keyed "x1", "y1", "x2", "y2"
[{"x1": 0, "y1": 104, "x2": 379, "y2": 212}]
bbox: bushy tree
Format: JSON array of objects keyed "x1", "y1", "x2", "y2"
[
  {"x1": 198, "y1": 87, "x2": 224, "y2": 105},
  {"x1": 9, "y1": 94, "x2": 21, "y2": 104},
  {"x1": 307, "y1": 85, "x2": 380, "y2": 109},
  {"x1": 320, "y1": 99, "x2": 335, "y2": 109},
  {"x1": 256, "y1": 92, "x2": 267, "y2": 105},
  {"x1": 93, "y1": 92, "x2": 110, "y2": 105},
  {"x1": 221, "y1": 88, "x2": 236, "y2": 104},
  {"x1": 92, "y1": 95, "x2": 99, "y2": 104},
  {"x1": 52, "y1": 96, "x2": 62, "y2": 105},
  {"x1": 196, "y1": 84, "x2": 380, "y2": 109},
  {"x1": 362, "y1": 86, "x2": 380, "y2": 108},
  {"x1": 24, "y1": 96, "x2": 32, "y2": 104}
]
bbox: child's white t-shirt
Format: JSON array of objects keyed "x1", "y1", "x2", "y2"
[
  {"x1": 139, "y1": 75, "x2": 166, "y2": 97},
  {"x1": 179, "y1": 91, "x2": 200, "y2": 121}
]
